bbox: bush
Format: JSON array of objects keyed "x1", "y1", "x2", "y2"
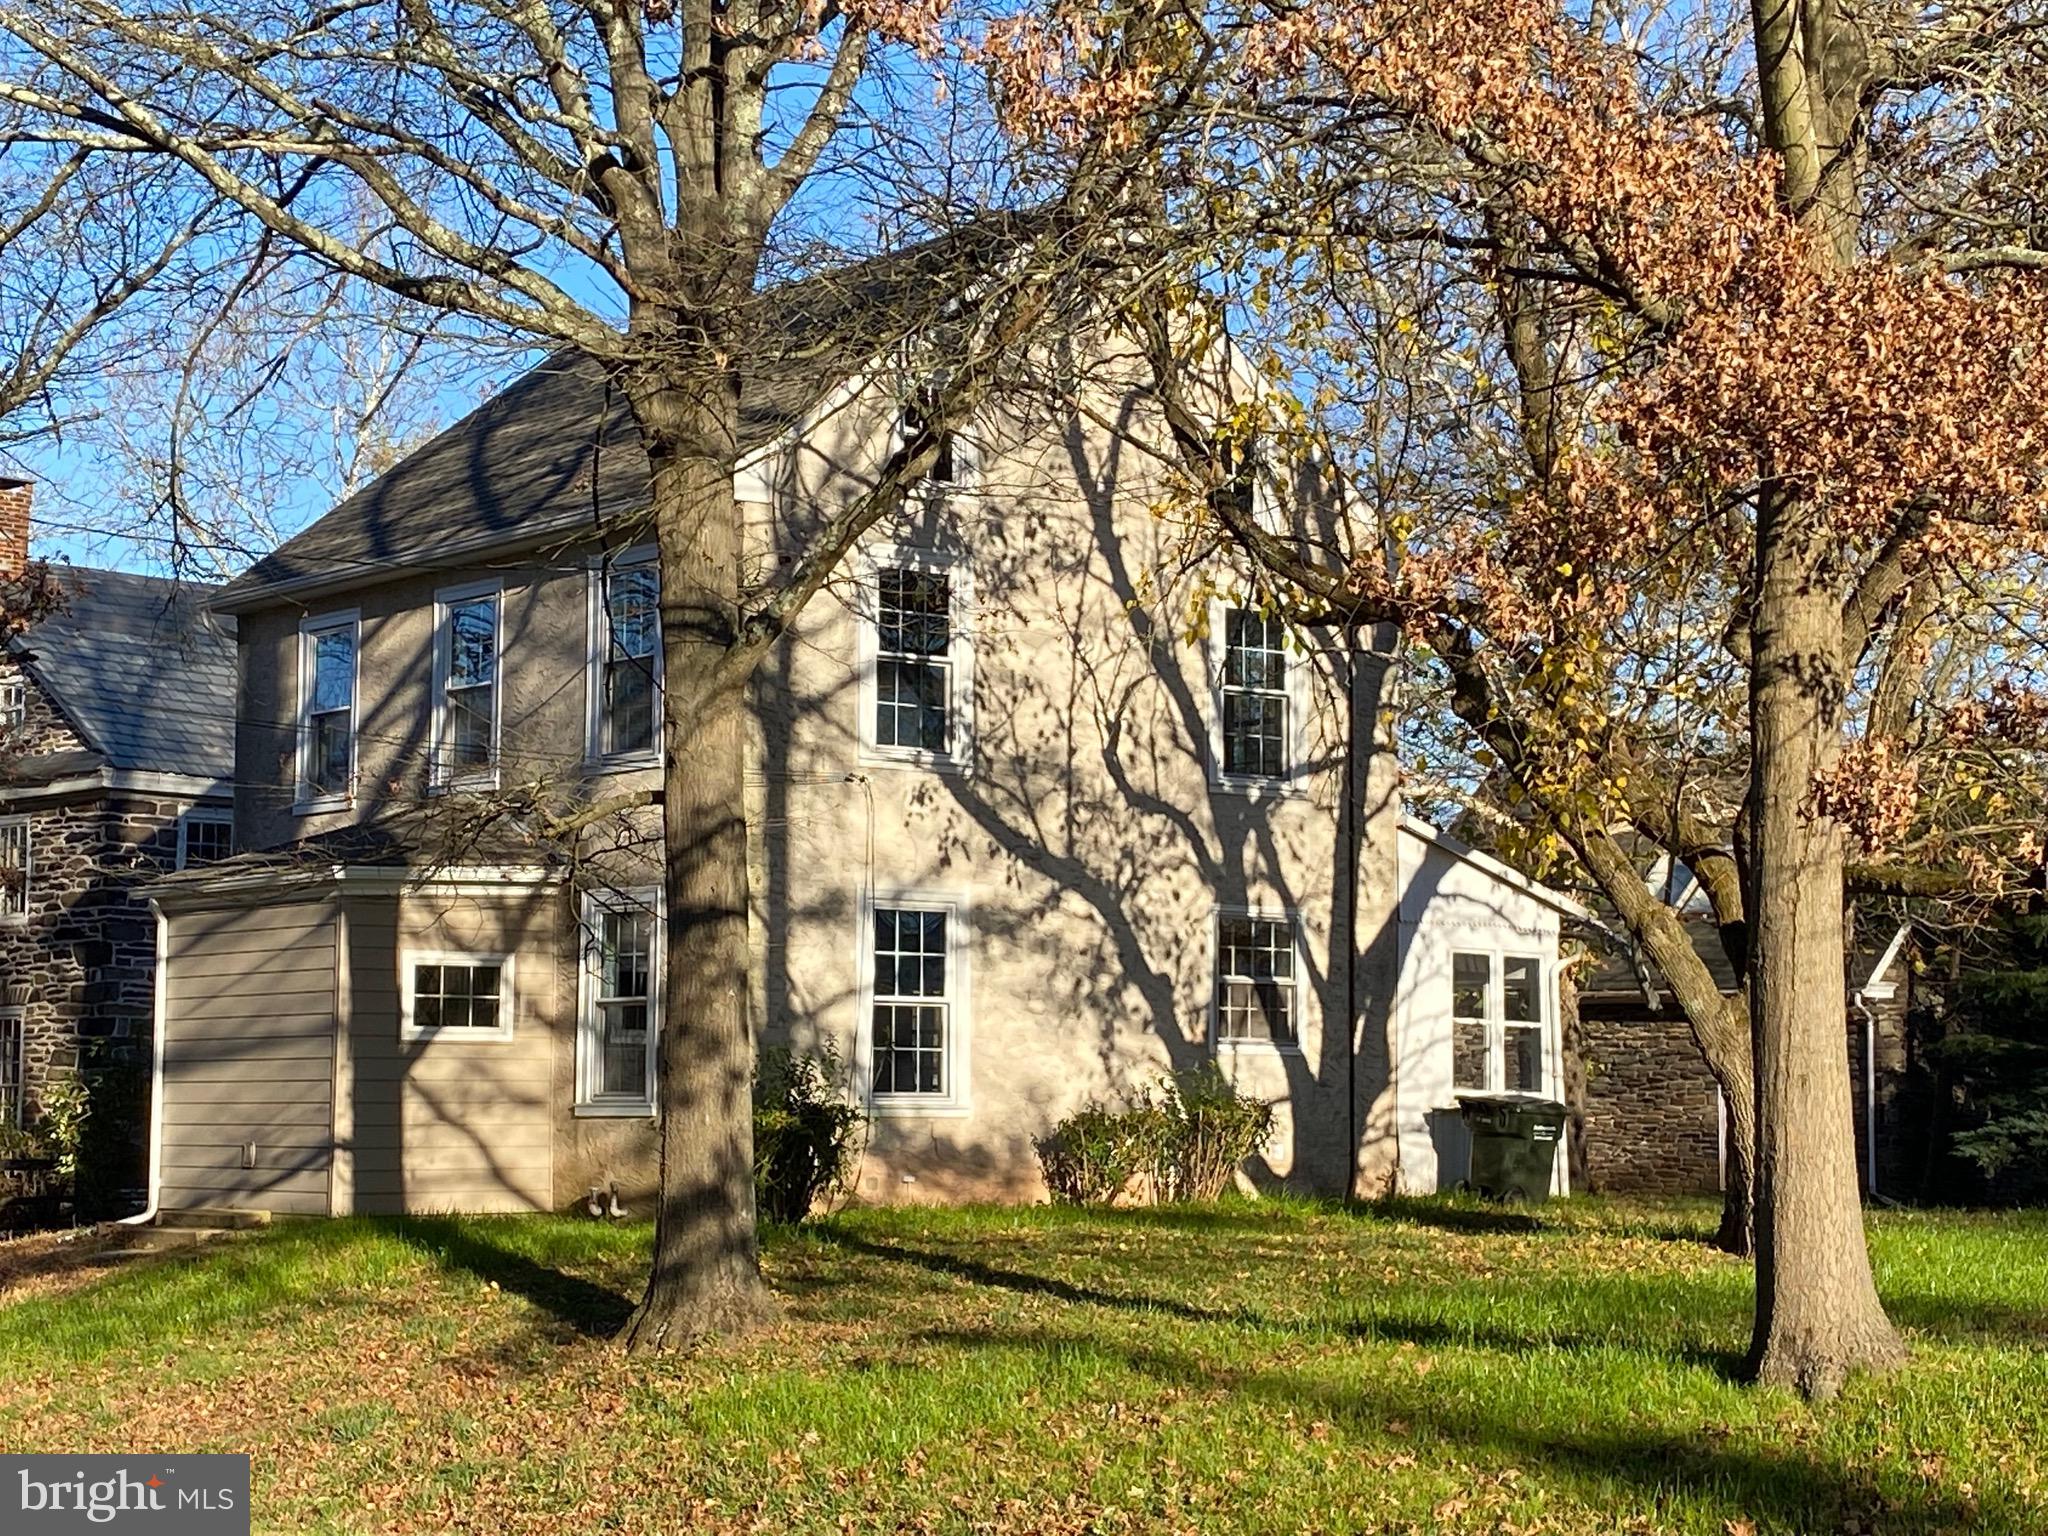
[
  {"x1": 1036, "y1": 1067, "x2": 1275, "y2": 1206},
  {"x1": 753, "y1": 1045, "x2": 864, "y2": 1223}
]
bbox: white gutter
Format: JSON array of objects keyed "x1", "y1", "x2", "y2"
[
  {"x1": 0, "y1": 769, "x2": 231, "y2": 809},
  {"x1": 117, "y1": 901, "x2": 169, "y2": 1227}
]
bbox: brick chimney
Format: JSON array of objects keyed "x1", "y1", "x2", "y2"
[{"x1": 0, "y1": 477, "x2": 28, "y2": 575}]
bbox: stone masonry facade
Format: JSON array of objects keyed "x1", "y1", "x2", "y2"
[{"x1": 1575, "y1": 1009, "x2": 1723, "y2": 1195}]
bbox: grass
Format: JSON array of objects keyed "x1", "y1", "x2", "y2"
[{"x1": 0, "y1": 1196, "x2": 2043, "y2": 1534}]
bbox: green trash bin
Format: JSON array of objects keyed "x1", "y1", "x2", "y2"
[{"x1": 1456, "y1": 1094, "x2": 1566, "y2": 1202}]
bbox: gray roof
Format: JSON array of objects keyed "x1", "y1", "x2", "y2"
[
  {"x1": 8, "y1": 567, "x2": 236, "y2": 779},
  {"x1": 216, "y1": 222, "x2": 1045, "y2": 613}
]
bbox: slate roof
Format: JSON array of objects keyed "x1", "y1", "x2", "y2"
[
  {"x1": 215, "y1": 219, "x2": 1047, "y2": 613},
  {"x1": 6, "y1": 567, "x2": 236, "y2": 781}
]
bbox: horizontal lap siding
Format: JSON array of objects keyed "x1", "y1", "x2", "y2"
[{"x1": 160, "y1": 902, "x2": 337, "y2": 1216}]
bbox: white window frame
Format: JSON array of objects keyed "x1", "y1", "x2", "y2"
[
  {"x1": 0, "y1": 1006, "x2": 22, "y2": 1127},
  {"x1": 399, "y1": 951, "x2": 517, "y2": 1043},
  {"x1": 584, "y1": 545, "x2": 663, "y2": 770},
  {"x1": 430, "y1": 578, "x2": 504, "y2": 792},
  {"x1": 1210, "y1": 905, "x2": 1306, "y2": 1054},
  {"x1": 175, "y1": 808, "x2": 233, "y2": 871},
  {"x1": 575, "y1": 887, "x2": 662, "y2": 1116},
  {"x1": 1206, "y1": 598, "x2": 1310, "y2": 796},
  {"x1": 295, "y1": 610, "x2": 360, "y2": 813},
  {"x1": 1448, "y1": 947, "x2": 1552, "y2": 1096},
  {"x1": 856, "y1": 545, "x2": 975, "y2": 773},
  {"x1": 0, "y1": 814, "x2": 29, "y2": 924},
  {"x1": 855, "y1": 883, "x2": 972, "y2": 1117},
  {"x1": 888, "y1": 372, "x2": 983, "y2": 496},
  {"x1": 0, "y1": 678, "x2": 23, "y2": 732}
]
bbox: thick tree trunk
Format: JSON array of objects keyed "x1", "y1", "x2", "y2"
[
  {"x1": 1744, "y1": 489, "x2": 1902, "y2": 1396},
  {"x1": 617, "y1": 376, "x2": 777, "y2": 1351}
]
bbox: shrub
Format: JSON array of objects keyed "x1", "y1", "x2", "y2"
[
  {"x1": 1037, "y1": 1068, "x2": 1275, "y2": 1206},
  {"x1": 35, "y1": 1074, "x2": 91, "y2": 1182},
  {"x1": 1035, "y1": 1100, "x2": 1166, "y2": 1205},
  {"x1": 753, "y1": 1045, "x2": 864, "y2": 1223}
]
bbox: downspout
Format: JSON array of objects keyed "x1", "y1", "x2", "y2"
[
  {"x1": 117, "y1": 901, "x2": 168, "y2": 1226},
  {"x1": 1341, "y1": 624, "x2": 1359, "y2": 1200},
  {"x1": 1851, "y1": 990, "x2": 1877, "y2": 1197}
]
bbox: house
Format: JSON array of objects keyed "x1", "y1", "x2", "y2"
[
  {"x1": 0, "y1": 479, "x2": 236, "y2": 1169},
  {"x1": 143, "y1": 296, "x2": 1583, "y2": 1217},
  {"x1": 1573, "y1": 858, "x2": 1916, "y2": 1198}
]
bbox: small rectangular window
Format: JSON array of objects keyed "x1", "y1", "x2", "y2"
[
  {"x1": 579, "y1": 893, "x2": 659, "y2": 1111},
  {"x1": 436, "y1": 586, "x2": 499, "y2": 784},
  {"x1": 1502, "y1": 955, "x2": 1545, "y2": 1094},
  {"x1": 404, "y1": 957, "x2": 512, "y2": 1039},
  {"x1": 874, "y1": 568, "x2": 952, "y2": 755},
  {"x1": 0, "y1": 1009, "x2": 21, "y2": 1126},
  {"x1": 872, "y1": 906, "x2": 951, "y2": 1095},
  {"x1": 596, "y1": 562, "x2": 660, "y2": 760},
  {"x1": 177, "y1": 812, "x2": 232, "y2": 870},
  {"x1": 0, "y1": 816, "x2": 28, "y2": 919},
  {"x1": 0, "y1": 679, "x2": 23, "y2": 732},
  {"x1": 1451, "y1": 951, "x2": 1492, "y2": 1090},
  {"x1": 1220, "y1": 608, "x2": 1289, "y2": 779},
  {"x1": 1216, "y1": 913, "x2": 1298, "y2": 1044},
  {"x1": 299, "y1": 615, "x2": 357, "y2": 805}
]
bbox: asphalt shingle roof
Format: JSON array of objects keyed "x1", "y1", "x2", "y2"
[{"x1": 9, "y1": 567, "x2": 236, "y2": 779}]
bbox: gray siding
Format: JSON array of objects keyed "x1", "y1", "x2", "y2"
[{"x1": 159, "y1": 902, "x2": 336, "y2": 1215}]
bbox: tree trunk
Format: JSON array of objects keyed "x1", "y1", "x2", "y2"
[
  {"x1": 1744, "y1": 488, "x2": 1902, "y2": 1396},
  {"x1": 1716, "y1": 1039, "x2": 1757, "y2": 1256},
  {"x1": 617, "y1": 376, "x2": 778, "y2": 1351}
]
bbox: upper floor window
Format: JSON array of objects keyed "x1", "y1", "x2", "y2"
[
  {"x1": 0, "y1": 816, "x2": 26, "y2": 920},
  {"x1": 1219, "y1": 608, "x2": 1291, "y2": 781},
  {"x1": 577, "y1": 890, "x2": 659, "y2": 1114},
  {"x1": 177, "y1": 810, "x2": 232, "y2": 870},
  {"x1": 1451, "y1": 950, "x2": 1547, "y2": 1094},
  {"x1": 589, "y1": 554, "x2": 661, "y2": 765},
  {"x1": 1215, "y1": 910, "x2": 1300, "y2": 1047},
  {"x1": 0, "y1": 679, "x2": 23, "y2": 732},
  {"x1": 433, "y1": 582, "x2": 501, "y2": 788},
  {"x1": 297, "y1": 612, "x2": 358, "y2": 809},
  {"x1": 0, "y1": 1008, "x2": 21, "y2": 1126},
  {"x1": 860, "y1": 550, "x2": 973, "y2": 771},
  {"x1": 894, "y1": 378, "x2": 978, "y2": 492}
]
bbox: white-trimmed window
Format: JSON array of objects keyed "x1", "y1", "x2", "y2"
[
  {"x1": 860, "y1": 886, "x2": 971, "y2": 1114},
  {"x1": 1450, "y1": 950, "x2": 1548, "y2": 1094},
  {"x1": 587, "y1": 551, "x2": 661, "y2": 765},
  {"x1": 176, "y1": 809, "x2": 233, "y2": 870},
  {"x1": 893, "y1": 379, "x2": 980, "y2": 492},
  {"x1": 433, "y1": 581, "x2": 502, "y2": 788},
  {"x1": 0, "y1": 679, "x2": 23, "y2": 732},
  {"x1": 297, "y1": 612, "x2": 358, "y2": 809},
  {"x1": 0, "y1": 815, "x2": 28, "y2": 920},
  {"x1": 0, "y1": 1008, "x2": 21, "y2": 1126},
  {"x1": 577, "y1": 889, "x2": 660, "y2": 1114},
  {"x1": 1213, "y1": 908, "x2": 1302, "y2": 1047},
  {"x1": 402, "y1": 954, "x2": 514, "y2": 1041},
  {"x1": 859, "y1": 548, "x2": 974, "y2": 770}
]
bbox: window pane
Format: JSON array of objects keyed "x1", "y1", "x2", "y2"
[
  {"x1": 1503, "y1": 956, "x2": 1541, "y2": 1023},
  {"x1": 0, "y1": 1014, "x2": 22, "y2": 1127},
  {"x1": 1453, "y1": 1017, "x2": 1489, "y2": 1090},
  {"x1": 602, "y1": 910, "x2": 652, "y2": 998},
  {"x1": 448, "y1": 684, "x2": 494, "y2": 772},
  {"x1": 448, "y1": 598, "x2": 496, "y2": 688},
  {"x1": 879, "y1": 568, "x2": 952, "y2": 656},
  {"x1": 1224, "y1": 609, "x2": 1285, "y2": 689},
  {"x1": 1451, "y1": 953, "x2": 1491, "y2": 1019},
  {"x1": 1504, "y1": 1024, "x2": 1544, "y2": 1094},
  {"x1": 0, "y1": 821, "x2": 25, "y2": 917},
  {"x1": 876, "y1": 659, "x2": 948, "y2": 752},
  {"x1": 872, "y1": 1002, "x2": 946, "y2": 1095},
  {"x1": 599, "y1": 1001, "x2": 649, "y2": 1097},
  {"x1": 310, "y1": 710, "x2": 352, "y2": 796},
  {"x1": 606, "y1": 565, "x2": 659, "y2": 660},
  {"x1": 1216, "y1": 915, "x2": 1298, "y2": 1043},
  {"x1": 872, "y1": 909, "x2": 949, "y2": 1093},
  {"x1": 604, "y1": 656, "x2": 656, "y2": 756},
  {"x1": 183, "y1": 817, "x2": 231, "y2": 867},
  {"x1": 312, "y1": 630, "x2": 353, "y2": 712}
]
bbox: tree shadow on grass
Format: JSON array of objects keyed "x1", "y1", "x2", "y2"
[
  {"x1": 388, "y1": 1216, "x2": 635, "y2": 1339},
  {"x1": 917, "y1": 1323, "x2": 1993, "y2": 1534},
  {"x1": 812, "y1": 1227, "x2": 1747, "y2": 1377},
  {"x1": 1362, "y1": 1195, "x2": 1721, "y2": 1247},
  {"x1": 1882, "y1": 1291, "x2": 2048, "y2": 1350}
]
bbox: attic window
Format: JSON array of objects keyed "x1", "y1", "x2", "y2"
[{"x1": 0, "y1": 680, "x2": 22, "y2": 732}]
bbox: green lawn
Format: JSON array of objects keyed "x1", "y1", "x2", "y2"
[{"x1": 0, "y1": 1197, "x2": 2043, "y2": 1534}]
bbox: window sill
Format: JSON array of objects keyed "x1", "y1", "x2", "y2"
[
  {"x1": 400, "y1": 1027, "x2": 517, "y2": 1045},
  {"x1": 574, "y1": 1101, "x2": 656, "y2": 1119},
  {"x1": 428, "y1": 774, "x2": 501, "y2": 797},
  {"x1": 1209, "y1": 775, "x2": 1308, "y2": 802},
  {"x1": 858, "y1": 745, "x2": 971, "y2": 776},
  {"x1": 293, "y1": 795, "x2": 352, "y2": 817},
  {"x1": 868, "y1": 1096, "x2": 972, "y2": 1119},
  {"x1": 583, "y1": 753, "x2": 662, "y2": 777},
  {"x1": 1213, "y1": 1038, "x2": 1304, "y2": 1058}
]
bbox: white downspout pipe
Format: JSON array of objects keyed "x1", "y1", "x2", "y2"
[
  {"x1": 116, "y1": 902, "x2": 168, "y2": 1226},
  {"x1": 1850, "y1": 990, "x2": 1877, "y2": 1198}
]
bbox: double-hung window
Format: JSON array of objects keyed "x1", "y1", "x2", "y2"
[
  {"x1": 863, "y1": 887, "x2": 970, "y2": 1112},
  {"x1": 434, "y1": 582, "x2": 501, "y2": 788},
  {"x1": 298, "y1": 613, "x2": 358, "y2": 808},
  {"x1": 898, "y1": 383, "x2": 965, "y2": 489},
  {"x1": 1218, "y1": 607, "x2": 1291, "y2": 782},
  {"x1": 578, "y1": 891, "x2": 659, "y2": 1114},
  {"x1": 402, "y1": 955, "x2": 514, "y2": 1041},
  {"x1": 1214, "y1": 910, "x2": 1301, "y2": 1047},
  {"x1": 177, "y1": 810, "x2": 232, "y2": 870},
  {"x1": 0, "y1": 679, "x2": 23, "y2": 732},
  {"x1": 862, "y1": 550, "x2": 972, "y2": 769},
  {"x1": 1450, "y1": 950, "x2": 1547, "y2": 1093},
  {"x1": 0, "y1": 1008, "x2": 20, "y2": 1126},
  {"x1": 589, "y1": 554, "x2": 660, "y2": 764},
  {"x1": 0, "y1": 816, "x2": 28, "y2": 920}
]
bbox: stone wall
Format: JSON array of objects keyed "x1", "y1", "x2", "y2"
[
  {"x1": 1575, "y1": 1008, "x2": 1723, "y2": 1195},
  {"x1": 0, "y1": 658, "x2": 90, "y2": 760}
]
